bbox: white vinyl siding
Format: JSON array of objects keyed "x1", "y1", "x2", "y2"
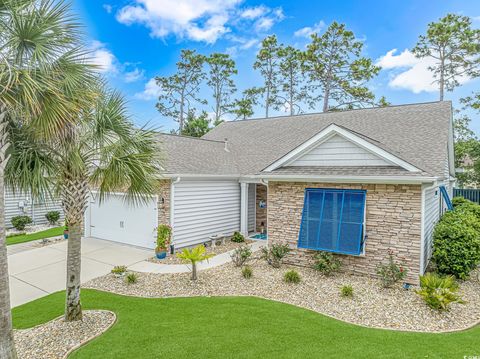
[
  {"x1": 4, "y1": 187, "x2": 63, "y2": 227},
  {"x1": 248, "y1": 184, "x2": 256, "y2": 232},
  {"x1": 422, "y1": 185, "x2": 440, "y2": 272},
  {"x1": 173, "y1": 180, "x2": 241, "y2": 248},
  {"x1": 289, "y1": 134, "x2": 393, "y2": 167}
]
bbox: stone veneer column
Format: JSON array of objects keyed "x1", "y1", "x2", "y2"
[
  {"x1": 157, "y1": 179, "x2": 171, "y2": 226},
  {"x1": 267, "y1": 182, "x2": 422, "y2": 283}
]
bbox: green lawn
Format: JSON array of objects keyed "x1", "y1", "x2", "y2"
[
  {"x1": 7, "y1": 226, "x2": 64, "y2": 245},
  {"x1": 12, "y1": 289, "x2": 480, "y2": 358}
]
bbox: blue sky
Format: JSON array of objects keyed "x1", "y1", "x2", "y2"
[{"x1": 74, "y1": 0, "x2": 480, "y2": 134}]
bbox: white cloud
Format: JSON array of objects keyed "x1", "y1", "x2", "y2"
[
  {"x1": 103, "y1": 4, "x2": 113, "y2": 14},
  {"x1": 135, "y1": 78, "x2": 162, "y2": 100},
  {"x1": 124, "y1": 67, "x2": 145, "y2": 83},
  {"x1": 240, "y1": 6, "x2": 268, "y2": 19},
  {"x1": 294, "y1": 20, "x2": 325, "y2": 38},
  {"x1": 253, "y1": 7, "x2": 284, "y2": 32},
  {"x1": 376, "y1": 48, "x2": 472, "y2": 94},
  {"x1": 90, "y1": 41, "x2": 117, "y2": 73},
  {"x1": 116, "y1": 0, "x2": 241, "y2": 44},
  {"x1": 255, "y1": 17, "x2": 274, "y2": 31}
]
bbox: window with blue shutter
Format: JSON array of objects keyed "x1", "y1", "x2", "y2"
[{"x1": 298, "y1": 188, "x2": 367, "y2": 255}]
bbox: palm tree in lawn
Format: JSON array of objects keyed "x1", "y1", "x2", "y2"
[
  {"x1": 7, "y1": 84, "x2": 160, "y2": 321},
  {"x1": 0, "y1": 0, "x2": 94, "y2": 357}
]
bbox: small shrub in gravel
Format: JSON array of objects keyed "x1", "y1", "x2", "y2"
[
  {"x1": 416, "y1": 273, "x2": 464, "y2": 311},
  {"x1": 176, "y1": 245, "x2": 214, "y2": 280},
  {"x1": 376, "y1": 250, "x2": 407, "y2": 288},
  {"x1": 45, "y1": 210, "x2": 60, "y2": 225},
  {"x1": 111, "y1": 266, "x2": 127, "y2": 276},
  {"x1": 11, "y1": 215, "x2": 32, "y2": 231},
  {"x1": 231, "y1": 246, "x2": 252, "y2": 267},
  {"x1": 313, "y1": 251, "x2": 341, "y2": 276},
  {"x1": 340, "y1": 285, "x2": 354, "y2": 298},
  {"x1": 432, "y1": 206, "x2": 480, "y2": 279},
  {"x1": 284, "y1": 270, "x2": 301, "y2": 284},
  {"x1": 231, "y1": 231, "x2": 245, "y2": 243},
  {"x1": 242, "y1": 265, "x2": 253, "y2": 279},
  {"x1": 262, "y1": 244, "x2": 290, "y2": 268},
  {"x1": 125, "y1": 272, "x2": 138, "y2": 284}
]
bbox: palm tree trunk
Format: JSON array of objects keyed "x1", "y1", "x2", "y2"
[
  {"x1": 192, "y1": 262, "x2": 197, "y2": 280},
  {"x1": 0, "y1": 114, "x2": 18, "y2": 359},
  {"x1": 65, "y1": 222, "x2": 82, "y2": 321},
  {"x1": 62, "y1": 176, "x2": 89, "y2": 322}
]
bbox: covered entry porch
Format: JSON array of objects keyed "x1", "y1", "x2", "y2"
[{"x1": 240, "y1": 181, "x2": 268, "y2": 239}]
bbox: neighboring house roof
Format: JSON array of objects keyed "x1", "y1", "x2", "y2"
[
  {"x1": 156, "y1": 133, "x2": 238, "y2": 176},
  {"x1": 157, "y1": 101, "x2": 452, "y2": 181},
  {"x1": 203, "y1": 101, "x2": 452, "y2": 179}
]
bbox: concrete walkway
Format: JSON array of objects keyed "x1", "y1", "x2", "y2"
[
  {"x1": 128, "y1": 240, "x2": 265, "y2": 274},
  {"x1": 8, "y1": 237, "x2": 152, "y2": 308}
]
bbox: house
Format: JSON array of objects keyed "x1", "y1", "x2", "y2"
[
  {"x1": 84, "y1": 101, "x2": 454, "y2": 283},
  {"x1": 5, "y1": 187, "x2": 63, "y2": 228}
]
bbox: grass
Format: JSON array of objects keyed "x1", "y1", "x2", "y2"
[
  {"x1": 7, "y1": 226, "x2": 64, "y2": 245},
  {"x1": 12, "y1": 289, "x2": 480, "y2": 358}
]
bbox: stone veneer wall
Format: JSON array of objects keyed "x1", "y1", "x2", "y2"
[
  {"x1": 157, "y1": 179, "x2": 171, "y2": 226},
  {"x1": 256, "y1": 184, "x2": 268, "y2": 232},
  {"x1": 267, "y1": 182, "x2": 422, "y2": 283}
]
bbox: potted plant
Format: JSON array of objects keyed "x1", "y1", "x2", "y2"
[
  {"x1": 155, "y1": 224, "x2": 171, "y2": 259},
  {"x1": 63, "y1": 222, "x2": 69, "y2": 240},
  {"x1": 111, "y1": 265, "x2": 127, "y2": 278}
]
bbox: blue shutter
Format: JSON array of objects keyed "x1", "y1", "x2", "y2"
[{"x1": 298, "y1": 188, "x2": 366, "y2": 255}]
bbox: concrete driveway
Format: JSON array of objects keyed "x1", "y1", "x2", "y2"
[{"x1": 8, "y1": 237, "x2": 152, "y2": 308}]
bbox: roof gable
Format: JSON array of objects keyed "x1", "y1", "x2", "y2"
[{"x1": 263, "y1": 124, "x2": 421, "y2": 172}]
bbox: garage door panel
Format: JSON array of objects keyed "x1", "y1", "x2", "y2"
[{"x1": 86, "y1": 193, "x2": 158, "y2": 249}]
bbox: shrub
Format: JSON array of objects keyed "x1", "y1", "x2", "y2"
[
  {"x1": 231, "y1": 231, "x2": 245, "y2": 243},
  {"x1": 45, "y1": 211, "x2": 60, "y2": 225},
  {"x1": 451, "y1": 196, "x2": 472, "y2": 208},
  {"x1": 376, "y1": 250, "x2": 407, "y2": 288},
  {"x1": 156, "y1": 224, "x2": 172, "y2": 252},
  {"x1": 261, "y1": 243, "x2": 290, "y2": 268},
  {"x1": 176, "y1": 245, "x2": 214, "y2": 280},
  {"x1": 111, "y1": 265, "x2": 127, "y2": 275},
  {"x1": 231, "y1": 245, "x2": 252, "y2": 267},
  {"x1": 284, "y1": 270, "x2": 301, "y2": 284},
  {"x1": 11, "y1": 215, "x2": 32, "y2": 231},
  {"x1": 242, "y1": 265, "x2": 253, "y2": 279},
  {"x1": 432, "y1": 209, "x2": 480, "y2": 279},
  {"x1": 313, "y1": 251, "x2": 342, "y2": 276},
  {"x1": 416, "y1": 273, "x2": 464, "y2": 311},
  {"x1": 125, "y1": 272, "x2": 138, "y2": 284},
  {"x1": 340, "y1": 285, "x2": 354, "y2": 298}
]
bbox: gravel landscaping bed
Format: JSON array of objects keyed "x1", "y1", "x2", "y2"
[
  {"x1": 147, "y1": 239, "x2": 255, "y2": 265},
  {"x1": 7, "y1": 224, "x2": 54, "y2": 237},
  {"x1": 15, "y1": 310, "x2": 115, "y2": 359},
  {"x1": 31, "y1": 236, "x2": 65, "y2": 248},
  {"x1": 86, "y1": 258, "x2": 480, "y2": 333}
]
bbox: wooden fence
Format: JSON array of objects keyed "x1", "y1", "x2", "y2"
[{"x1": 453, "y1": 188, "x2": 480, "y2": 204}]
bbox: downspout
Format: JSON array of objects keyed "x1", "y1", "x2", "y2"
[{"x1": 170, "y1": 177, "x2": 181, "y2": 251}]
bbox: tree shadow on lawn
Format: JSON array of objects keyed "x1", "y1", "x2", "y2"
[{"x1": 12, "y1": 289, "x2": 480, "y2": 359}]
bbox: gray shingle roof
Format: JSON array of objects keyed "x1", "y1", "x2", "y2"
[
  {"x1": 156, "y1": 133, "x2": 238, "y2": 175},
  {"x1": 202, "y1": 101, "x2": 452, "y2": 178}
]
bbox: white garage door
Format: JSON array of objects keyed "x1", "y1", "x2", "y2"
[
  {"x1": 85, "y1": 192, "x2": 158, "y2": 249},
  {"x1": 173, "y1": 180, "x2": 240, "y2": 248}
]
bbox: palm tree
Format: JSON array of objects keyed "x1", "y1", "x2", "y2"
[
  {"x1": 6, "y1": 85, "x2": 159, "y2": 321},
  {"x1": 0, "y1": 0, "x2": 94, "y2": 357}
]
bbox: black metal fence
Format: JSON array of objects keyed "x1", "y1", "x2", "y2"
[{"x1": 453, "y1": 188, "x2": 480, "y2": 204}]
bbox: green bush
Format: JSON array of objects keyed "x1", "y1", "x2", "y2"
[
  {"x1": 262, "y1": 243, "x2": 290, "y2": 268},
  {"x1": 432, "y1": 209, "x2": 480, "y2": 279},
  {"x1": 45, "y1": 211, "x2": 60, "y2": 225},
  {"x1": 231, "y1": 231, "x2": 245, "y2": 243},
  {"x1": 340, "y1": 285, "x2": 354, "y2": 298},
  {"x1": 156, "y1": 224, "x2": 172, "y2": 252},
  {"x1": 451, "y1": 196, "x2": 472, "y2": 208},
  {"x1": 11, "y1": 215, "x2": 32, "y2": 231},
  {"x1": 416, "y1": 273, "x2": 464, "y2": 311},
  {"x1": 242, "y1": 265, "x2": 253, "y2": 279},
  {"x1": 230, "y1": 245, "x2": 252, "y2": 267},
  {"x1": 376, "y1": 250, "x2": 407, "y2": 288},
  {"x1": 284, "y1": 270, "x2": 301, "y2": 284},
  {"x1": 313, "y1": 251, "x2": 342, "y2": 276},
  {"x1": 125, "y1": 272, "x2": 138, "y2": 284}
]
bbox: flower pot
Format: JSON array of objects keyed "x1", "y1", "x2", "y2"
[
  {"x1": 156, "y1": 251, "x2": 167, "y2": 259},
  {"x1": 63, "y1": 231, "x2": 69, "y2": 239},
  {"x1": 113, "y1": 272, "x2": 126, "y2": 278}
]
